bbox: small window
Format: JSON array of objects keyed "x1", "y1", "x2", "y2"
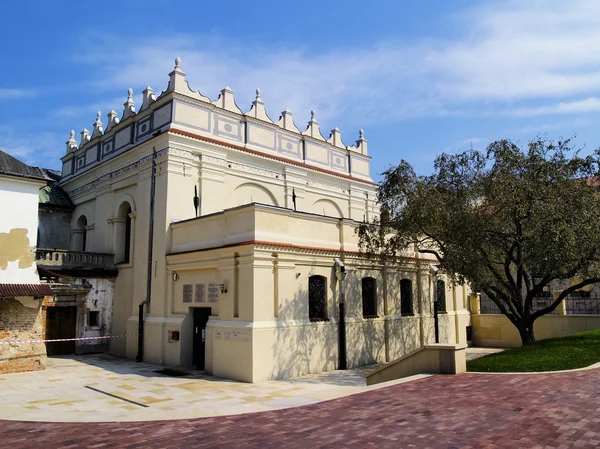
[
  {"x1": 400, "y1": 279, "x2": 413, "y2": 315},
  {"x1": 436, "y1": 280, "x2": 446, "y2": 312},
  {"x1": 88, "y1": 311, "x2": 100, "y2": 327},
  {"x1": 308, "y1": 276, "x2": 327, "y2": 321},
  {"x1": 362, "y1": 277, "x2": 377, "y2": 317}
]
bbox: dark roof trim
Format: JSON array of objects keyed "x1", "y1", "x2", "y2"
[{"x1": 0, "y1": 283, "x2": 52, "y2": 298}]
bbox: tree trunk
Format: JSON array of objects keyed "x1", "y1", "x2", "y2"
[{"x1": 517, "y1": 319, "x2": 536, "y2": 346}]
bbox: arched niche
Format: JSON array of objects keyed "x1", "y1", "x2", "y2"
[{"x1": 233, "y1": 183, "x2": 279, "y2": 207}]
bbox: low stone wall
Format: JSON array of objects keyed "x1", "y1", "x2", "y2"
[
  {"x1": 0, "y1": 297, "x2": 47, "y2": 373},
  {"x1": 365, "y1": 343, "x2": 467, "y2": 386},
  {"x1": 471, "y1": 314, "x2": 600, "y2": 348}
]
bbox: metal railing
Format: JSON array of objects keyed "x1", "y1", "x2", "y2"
[
  {"x1": 479, "y1": 295, "x2": 556, "y2": 315},
  {"x1": 480, "y1": 295, "x2": 600, "y2": 315},
  {"x1": 565, "y1": 297, "x2": 600, "y2": 315},
  {"x1": 36, "y1": 249, "x2": 115, "y2": 269}
]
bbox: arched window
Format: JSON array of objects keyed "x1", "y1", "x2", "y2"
[
  {"x1": 115, "y1": 202, "x2": 133, "y2": 264},
  {"x1": 436, "y1": 280, "x2": 446, "y2": 312},
  {"x1": 362, "y1": 277, "x2": 377, "y2": 317},
  {"x1": 73, "y1": 215, "x2": 87, "y2": 251},
  {"x1": 400, "y1": 279, "x2": 413, "y2": 315},
  {"x1": 308, "y1": 275, "x2": 327, "y2": 321}
]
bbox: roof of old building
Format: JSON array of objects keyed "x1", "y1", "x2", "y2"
[
  {"x1": 38, "y1": 168, "x2": 73, "y2": 208},
  {"x1": 0, "y1": 283, "x2": 52, "y2": 298},
  {"x1": 0, "y1": 150, "x2": 47, "y2": 181}
]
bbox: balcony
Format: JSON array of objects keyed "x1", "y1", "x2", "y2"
[{"x1": 36, "y1": 249, "x2": 115, "y2": 270}]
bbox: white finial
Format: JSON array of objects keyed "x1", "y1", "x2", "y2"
[
  {"x1": 175, "y1": 56, "x2": 181, "y2": 69},
  {"x1": 123, "y1": 88, "x2": 136, "y2": 119},
  {"x1": 256, "y1": 88, "x2": 261, "y2": 100},
  {"x1": 66, "y1": 129, "x2": 78, "y2": 153},
  {"x1": 92, "y1": 111, "x2": 104, "y2": 138}
]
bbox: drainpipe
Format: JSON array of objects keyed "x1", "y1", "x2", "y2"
[
  {"x1": 430, "y1": 266, "x2": 439, "y2": 344},
  {"x1": 137, "y1": 148, "x2": 157, "y2": 362},
  {"x1": 334, "y1": 257, "x2": 347, "y2": 370}
]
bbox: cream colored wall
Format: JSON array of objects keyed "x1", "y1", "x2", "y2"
[
  {"x1": 166, "y1": 206, "x2": 471, "y2": 382},
  {"x1": 472, "y1": 313, "x2": 600, "y2": 348}
]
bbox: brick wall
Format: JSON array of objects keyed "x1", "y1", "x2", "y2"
[{"x1": 0, "y1": 297, "x2": 47, "y2": 373}]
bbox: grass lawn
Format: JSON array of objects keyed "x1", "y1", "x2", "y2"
[{"x1": 467, "y1": 329, "x2": 600, "y2": 372}]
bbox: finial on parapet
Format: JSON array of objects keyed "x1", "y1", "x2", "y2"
[
  {"x1": 122, "y1": 88, "x2": 136, "y2": 119},
  {"x1": 106, "y1": 110, "x2": 120, "y2": 132},
  {"x1": 66, "y1": 130, "x2": 78, "y2": 153},
  {"x1": 276, "y1": 109, "x2": 300, "y2": 132},
  {"x1": 245, "y1": 87, "x2": 272, "y2": 122},
  {"x1": 167, "y1": 56, "x2": 187, "y2": 93},
  {"x1": 327, "y1": 127, "x2": 345, "y2": 149},
  {"x1": 302, "y1": 109, "x2": 325, "y2": 141},
  {"x1": 355, "y1": 128, "x2": 368, "y2": 155},
  {"x1": 212, "y1": 86, "x2": 242, "y2": 113},
  {"x1": 80, "y1": 129, "x2": 90, "y2": 146},
  {"x1": 141, "y1": 86, "x2": 156, "y2": 110},
  {"x1": 91, "y1": 111, "x2": 104, "y2": 138}
]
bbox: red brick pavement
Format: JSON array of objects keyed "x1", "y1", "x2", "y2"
[{"x1": 1, "y1": 369, "x2": 600, "y2": 448}]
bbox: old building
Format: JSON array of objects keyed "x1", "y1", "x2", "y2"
[
  {"x1": 0, "y1": 150, "x2": 52, "y2": 373},
  {"x1": 53, "y1": 57, "x2": 471, "y2": 382}
]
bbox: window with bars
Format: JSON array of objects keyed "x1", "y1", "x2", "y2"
[
  {"x1": 400, "y1": 279, "x2": 413, "y2": 315},
  {"x1": 308, "y1": 275, "x2": 327, "y2": 321},
  {"x1": 362, "y1": 277, "x2": 377, "y2": 317}
]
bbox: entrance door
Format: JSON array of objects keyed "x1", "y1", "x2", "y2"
[
  {"x1": 45, "y1": 306, "x2": 77, "y2": 356},
  {"x1": 192, "y1": 308, "x2": 211, "y2": 370}
]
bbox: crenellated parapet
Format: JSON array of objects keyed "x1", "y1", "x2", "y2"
[{"x1": 60, "y1": 57, "x2": 372, "y2": 183}]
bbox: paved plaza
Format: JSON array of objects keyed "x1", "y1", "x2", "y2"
[
  {"x1": 1, "y1": 353, "x2": 599, "y2": 448},
  {"x1": 0, "y1": 354, "x2": 423, "y2": 422}
]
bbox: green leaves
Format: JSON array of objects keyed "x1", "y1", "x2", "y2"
[{"x1": 359, "y1": 137, "x2": 600, "y2": 340}]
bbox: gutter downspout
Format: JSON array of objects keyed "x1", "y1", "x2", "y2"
[
  {"x1": 334, "y1": 257, "x2": 347, "y2": 370},
  {"x1": 137, "y1": 148, "x2": 157, "y2": 362}
]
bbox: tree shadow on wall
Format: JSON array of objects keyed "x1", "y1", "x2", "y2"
[{"x1": 270, "y1": 269, "x2": 339, "y2": 381}]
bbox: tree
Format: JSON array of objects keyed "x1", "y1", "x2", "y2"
[{"x1": 358, "y1": 137, "x2": 600, "y2": 345}]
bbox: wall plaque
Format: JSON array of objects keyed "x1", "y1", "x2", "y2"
[
  {"x1": 208, "y1": 283, "x2": 219, "y2": 303},
  {"x1": 183, "y1": 284, "x2": 192, "y2": 303},
  {"x1": 195, "y1": 284, "x2": 205, "y2": 303}
]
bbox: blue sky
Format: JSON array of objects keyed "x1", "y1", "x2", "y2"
[{"x1": 2, "y1": 0, "x2": 600, "y2": 180}]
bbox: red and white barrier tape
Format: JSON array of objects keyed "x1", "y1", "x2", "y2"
[{"x1": 0, "y1": 334, "x2": 138, "y2": 345}]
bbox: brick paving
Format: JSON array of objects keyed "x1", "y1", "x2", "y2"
[{"x1": 1, "y1": 369, "x2": 599, "y2": 448}]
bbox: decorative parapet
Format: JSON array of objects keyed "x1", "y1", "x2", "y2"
[
  {"x1": 60, "y1": 57, "x2": 373, "y2": 183},
  {"x1": 36, "y1": 249, "x2": 115, "y2": 270}
]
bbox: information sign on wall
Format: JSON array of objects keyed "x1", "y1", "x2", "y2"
[
  {"x1": 195, "y1": 284, "x2": 205, "y2": 303},
  {"x1": 183, "y1": 284, "x2": 192, "y2": 303},
  {"x1": 208, "y1": 283, "x2": 219, "y2": 303}
]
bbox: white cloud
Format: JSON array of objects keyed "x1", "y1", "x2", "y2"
[
  {"x1": 0, "y1": 126, "x2": 63, "y2": 169},
  {"x1": 0, "y1": 88, "x2": 37, "y2": 100},
  {"x1": 62, "y1": 0, "x2": 600, "y2": 131},
  {"x1": 509, "y1": 98, "x2": 600, "y2": 117}
]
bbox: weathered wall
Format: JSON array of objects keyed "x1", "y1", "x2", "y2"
[
  {"x1": 472, "y1": 314, "x2": 600, "y2": 348},
  {"x1": 77, "y1": 277, "x2": 115, "y2": 353},
  {"x1": 38, "y1": 207, "x2": 72, "y2": 250},
  {"x1": 0, "y1": 177, "x2": 44, "y2": 284},
  {"x1": 0, "y1": 296, "x2": 46, "y2": 373}
]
